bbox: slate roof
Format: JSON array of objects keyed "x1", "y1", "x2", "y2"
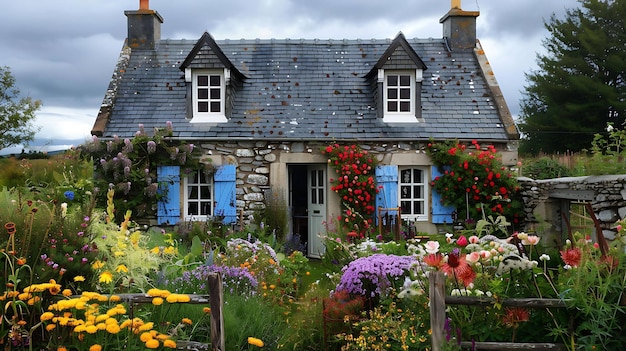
[{"x1": 94, "y1": 34, "x2": 518, "y2": 143}]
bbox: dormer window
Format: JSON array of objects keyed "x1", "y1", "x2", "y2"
[
  {"x1": 379, "y1": 69, "x2": 423, "y2": 123},
  {"x1": 187, "y1": 68, "x2": 228, "y2": 123}
]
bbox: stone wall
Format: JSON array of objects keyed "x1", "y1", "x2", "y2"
[{"x1": 519, "y1": 175, "x2": 626, "y2": 242}]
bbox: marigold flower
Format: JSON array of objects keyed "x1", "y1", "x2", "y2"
[
  {"x1": 248, "y1": 337, "x2": 265, "y2": 347},
  {"x1": 140, "y1": 332, "x2": 153, "y2": 342},
  {"x1": 163, "y1": 339, "x2": 177, "y2": 348},
  {"x1": 89, "y1": 345, "x2": 102, "y2": 351},
  {"x1": 91, "y1": 260, "x2": 104, "y2": 269},
  {"x1": 203, "y1": 307, "x2": 211, "y2": 314},
  {"x1": 57, "y1": 347, "x2": 68, "y2": 351},
  {"x1": 40, "y1": 312, "x2": 55, "y2": 321},
  {"x1": 145, "y1": 339, "x2": 160, "y2": 349},
  {"x1": 115, "y1": 264, "x2": 129, "y2": 273},
  {"x1": 46, "y1": 324, "x2": 56, "y2": 331},
  {"x1": 152, "y1": 297, "x2": 164, "y2": 306},
  {"x1": 181, "y1": 318, "x2": 192, "y2": 325}
]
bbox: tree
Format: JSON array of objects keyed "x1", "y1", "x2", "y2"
[
  {"x1": 0, "y1": 66, "x2": 41, "y2": 150},
  {"x1": 518, "y1": 0, "x2": 626, "y2": 155}
]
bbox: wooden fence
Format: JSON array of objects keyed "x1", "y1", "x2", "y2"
[{"x1": 429, "y1": 272, "x2": 568, "y2": 351}]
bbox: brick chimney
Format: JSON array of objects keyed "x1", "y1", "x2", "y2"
[
  {"x1": 440, "y1": 0, "x2": 479, "y2": 51},
  {"x1": 124, "y1": 0, "x2": 163, "y2": 50}
]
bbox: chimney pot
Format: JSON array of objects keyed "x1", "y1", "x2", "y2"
[
  {"x1": 140, "y1": 0, "x2": 149, "y2": 10},
  {"x1": 451, "y1": 0, "x2": 461, "y2": 9}
]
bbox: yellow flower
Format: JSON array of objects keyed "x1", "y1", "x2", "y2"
[
  {"x1": 152, "y1": 297, "x2": 163, "y2": 306},
  {"x1": 203, "y1": 307, "x2": 211, "y2": 314},
  {"x1": 181, "y1": 318, "x2": 192, "y2": 325},
  {"x1": 115, "y1": 264, "x2": 129, "y2": 273},
  {"x1": 40, "y1": 312, "x2": 55, "y2": 321},
  {"x1": 58, "y1": 347, "x2": 68, "y2": 351},
  {"x1": 46, "y1": 324, "x2": 56, "y2": 331},
  {"x1": 150, "y1": 247, "x2": 160, "y2": 254},
  {"x1": 99, "y1": 271, "x2": 113, "y2": 284},
  {"x1": 89, "y1": 345, "x2": 102, "y2": 351},
  {"x1": 163, "y1": 246, "x2": 176, "y2": 255},
  {"x1": 74, "y1": 276, "x2": 86, "y2": 282},
  {"x1": 248, "y1": 337, "x2": 265, "y2": 347},
  {"x1": 62, "y1": 289, "x2": 72, "y2": 297},
  {"x1": 109, "y1": 295, "x2": 121, "y2": 302},
  {"x1": 145, "y1": 339, "x2": 160, "y2": 349},
  {"x1": 113, "y1": 251, "x2": 125, "y2": 257},
  {"x1": 91, "y1": 261, "x2": 104, "y2": 269},
  {"x1": 140, "y1": 332, "x2": 153, "y2": 342},
  {"x1": 106, "y1": 323, "x2": 121, "y2": 334},
  {"x1": 163, "y1": 339, "x2": 177, "y2": 348}
]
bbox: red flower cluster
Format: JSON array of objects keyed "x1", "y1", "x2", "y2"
[
  {"x1": 322, "y1": 144, "x2": 378, "y2": 235},
  {"x1": 426, "y1": 139, "x2": 523, "y2": 226}
]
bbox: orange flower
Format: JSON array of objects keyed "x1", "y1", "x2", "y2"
[
  {"x1": 424, "y1": 253, "x2": 444, "y2": 268},
  {"x1": 442, "y1": 251, "x2": 476, "y2": 286}
]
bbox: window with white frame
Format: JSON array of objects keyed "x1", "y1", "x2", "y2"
[
  {"x1": 184, "y1": 170, "x2": 213, "y2": 220},
  {"x1": 381, "y1": 69, "x2": 421, "y2": 123},
  {"x1": 399, "y1": 167, "x2": 428, "y2": 221},
  {"x1": 190, "y1": 69, "x2": 228, "y2": 123}
]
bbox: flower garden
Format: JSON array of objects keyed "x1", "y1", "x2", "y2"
[{"x1": 1, "y1": 133, "x2": 625, "y2": 350}]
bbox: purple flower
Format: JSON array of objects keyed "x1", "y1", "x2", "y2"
[
  {"x1": 336, "y1": 254, "x2": 416, "y2": 298},
  {"x1": 77, "y1": 231, "x2": 84, "y2": 237},
  {"x1": 81, "y1": 258, "x2": 88, "y2": 264}
]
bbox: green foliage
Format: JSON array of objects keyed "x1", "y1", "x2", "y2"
[
  {"x1": 521, "y1": 157, "x2": 570, "y2": 179},
  {"x1": 256, "y1": 188, "x2": 289, "y2": 243},
  {"x1": 79, "y1": 123, "x2": 210, "y2": 223},
  {"x1": 518, "y1": 0, "x2": 626, "y2": 154},
  {"x1": 426, "y1": 139, "x2": 523, "y2": 228},
  {"x1": 0, "y1": 66, "x2": 41, "y2": 149},
  {"x1": 578, "y1": 123, "x2": 626, "y2": 175}
]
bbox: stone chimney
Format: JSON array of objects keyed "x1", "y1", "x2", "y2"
[
  {"x1": 124, "y1": 0, "x2": 163, "y2": 50},
  {"x1": 440, "y1": 0, "x2": 479, "y2": 51}
]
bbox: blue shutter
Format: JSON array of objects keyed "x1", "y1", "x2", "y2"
[
  {"x1": 431, "y1": 166, "x2": 455, "y2": 224},
  {"x1": 157, "y1": 165, "x2": 181, "y2": 225},
  {"x1": 214, "y1": 164, "x2": 237, "y2": 224},
  {"x1": 375, "y1": 165, "x2": 398, "y2": 224}
]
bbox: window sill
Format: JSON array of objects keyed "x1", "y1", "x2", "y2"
[
  {"x1": 383, "y1": 114, "x2": 418, "y2": 123},
  {"x1": 190, "y1": 115, "x2": 228, "y2": 124}
]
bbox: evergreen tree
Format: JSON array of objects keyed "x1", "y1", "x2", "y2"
[
  {"x1": 0, "y1": 66, "x2": 41, "y2": 150},
  {"x1": 519, "y1": 0, "x2": 626, "y2": 154}
]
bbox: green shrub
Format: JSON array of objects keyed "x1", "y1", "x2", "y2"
[{"x1": 521, "y1": 157, "x2": 570, "y2": 179}]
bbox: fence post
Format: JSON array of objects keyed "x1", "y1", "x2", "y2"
[
  {"x1": 208, "y1": 272, "x2": 225, "y2": 351},
  {"x1": 429, "y1": 271, "x2": 446, "y2": 351}
]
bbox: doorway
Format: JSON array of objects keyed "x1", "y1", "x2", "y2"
[{"x1": 289, "y1": 164, "x2": 327, "y2": 258}]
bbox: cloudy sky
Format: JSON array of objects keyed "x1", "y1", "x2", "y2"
[{"x1": 0, "y1": 0, "x2": 580, "y2": 154}]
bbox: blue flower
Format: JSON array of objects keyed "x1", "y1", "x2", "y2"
[{"x1": 64, "y1": 191, "x2": 75, "y2": 201}]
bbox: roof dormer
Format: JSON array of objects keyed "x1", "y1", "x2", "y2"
[
  {"x1": 180, "y1": 32, "x2": 245, "y2": 124},
  {"x1": 367, "y1": 33, "x2": 427, "y2": 123}
]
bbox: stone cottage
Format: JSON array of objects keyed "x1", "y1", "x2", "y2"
[{"x1": 91, "y1": 0, "x2": 519, "y2": 257}]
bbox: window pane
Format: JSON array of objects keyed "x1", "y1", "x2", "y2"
[
  {"x1": 210, "y1": 88, "x2": 220, "y2": 100},
  {"x1": 387, "y1": 101, "x2": 397, "y2": 112},
  {"x1": 401, "y1": 169, "x2": 411, "y2": 183},
  {"x1": 413, "y1": 169, "x2": 422, "y2": 181},
  {"x1": 197, "y1": 75, "x2": 208, "y2": 86},
  {"x1": 201, "y1": 202, "x2": 211, "y2": 216},
  {"x1": 400, "y1": 201, "x2": 411, "y2": 214},
  {"x1": 188, "y1": 186, "x2": 198, "y2": 199},
  {"x1": 310, "y1": 171, "x2": 317, "y2": 186},
  {"x1": 400, "y1": 88, "x2": 411, "y2": 100},
  {"x1": 209, "y1": 75, "x2": 221, "y2": 86},
  {"x1": 188, "y1": 203, "x2": 198, "y2": 215},
  {"x1": 413, "y1": 185, "x2": 422, "y2": 198},
  {"x1": 199, "y1": 172, "x2": 209, "y2": 183},
  {"x1": 387, "y1": 75, "x2": 398, "y2": 86},
  {"x1": 198, "y1": 102, "x2": 208, "y2": 112},
  {"x1": 318, "y1": 189, "x2": 324, "y2": 205},
  {"x1": 198, "y1": 88, "x2": 208, "y2": 100},
  {"x1": 400, "y1": 101, "x2": 410, "y2": 112},
  {"x1": 200, "y1": 186, "x2": 211, "y2": 199},
  {"x1": 413, "y1": 201, "x2": 424, "y2": 214},
  {"x1": 401, "y1": 185, "x2": 410, "y2": 199},
  {"x1": 311, "y1": 188, "x2": 317, "y2": 204},
  {"x1": 210, "y1": 102, "x2": 221, "y2": 113},
  {"x1": 400, "y1": 75, "x2": 411, "y2": 86},
  {"x1": 387, "y1": 88, "x2": 397, "y2": 99},
  {"x1": 318, "y1": 171, "x2": 324, "y2": 187}
]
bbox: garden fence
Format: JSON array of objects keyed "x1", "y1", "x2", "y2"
[{"x1": 429, "y1": 272, "x2": 569, "y2": 351}]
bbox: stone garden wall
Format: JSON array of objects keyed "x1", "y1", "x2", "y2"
[{"x1": 518, "y1": 175, "x2": 626, "y2": 242}]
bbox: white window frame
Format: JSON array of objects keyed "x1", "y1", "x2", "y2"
[
  {"x1": 380, "y1": 69, "x2": 422, "y2": 123},
  {"x1": 398, "y1": 166, "x2": 428, "y2": 221},
  {"x1": 183, "y1": 170, "x2": 214, "y2": 221},
  {"x1": 186, "y1": 68, "x2": 228, "y2": 123}
]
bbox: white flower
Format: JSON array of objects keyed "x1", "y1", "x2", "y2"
[
  {"x1": 61, "y1": 202, "x2": 68, "y2": 218},
  {"x1": 607, "y1": 123, "x2": 615, "y2": 132},
  {"x1": 539, "y1": 254, "x2": 550, "y2": 261},
  {"x1": 424, "y1": 241, "x2": 440, "y2": 254},
  {"x1": 563, "y1": 264, "x2": 572, "y2": 270}
]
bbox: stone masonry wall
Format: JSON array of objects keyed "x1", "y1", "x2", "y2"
[{"x1": 519, "y1": 175, "x2": 626, "y2": 241}]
